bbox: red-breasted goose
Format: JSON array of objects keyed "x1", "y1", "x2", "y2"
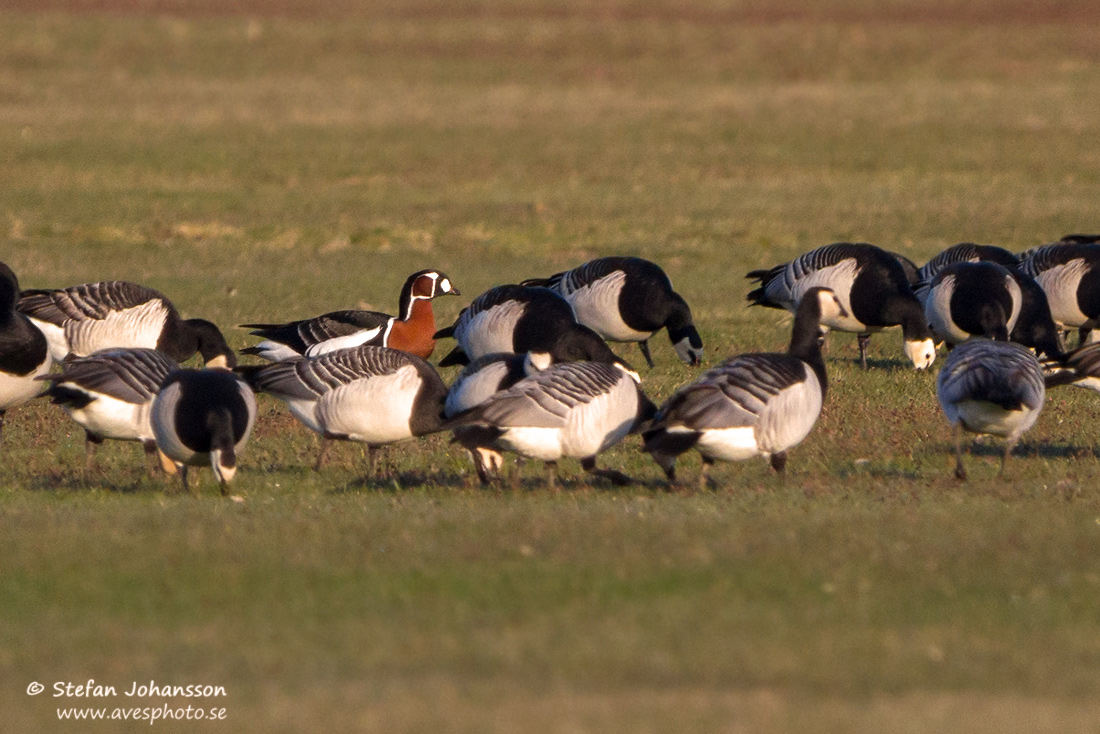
[
  {"x1": 643, "y1": 288, "x2": 845, "y2": 488},
  {"x1": 38, "y1": 348, "x2": 178, "y2": 474},
  {"x1": 520, "y1": 257, "x2": 703, "y2": 368},
  {"x1": 747, "y1": 243, "x2": 935, "y2": 370},
  {"x1": 240, "y1": 270, "x2": 459, "y2": 361},
  {"x1": 242, "y1": 345, "x2": 448, "y2": 477},
  {"x1": 152, "y1": 368, "x2": 257, "y2": 494},
  {"x1": 0, "y1": 262, "x2": 53, "y2": 442},
  {"x1": 17, "y1": 280, "x2": 234, "y2": 367}
]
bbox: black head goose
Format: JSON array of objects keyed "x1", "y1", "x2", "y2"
[
  {"x1": 434, "y1": 285, "x2": 624, "y2": 368},
  {"x1": 0, "y1": 262, "x2": 53, "y2": 442},
  {"x1": 1017, "y1": 240, "x2": 1100, "y2": 347},
  {"x1": 240, "y1": 269, "x2": 459, "y2": 362},
  {"x1": 242, "y1": 345, "x2": 448, "y2": 476},
  {"x1": 152, "y1": 368, "x2": 257, "y2": 494},
  {"x1": 912, "y1": 243, "x2": 1020, "y2": 306},
  {"x1": 38, "y1": 348, "x2": 179, "y2": 474},
  {"x1": 17, "y1": 280, "x2": 235, "y2": 367},
  {"x1": 936, "y1": 340, "x2": 1045, "y2": 481},
  {"x1": 520, "y1": 257, "x2": 704, "y2": 367},
  {"x1": 445, "y1": 361, "x2": 655, "y2": 488},
  {"x1": 643, "y1": 287, "x2": 845, "y2": 489},
  {"x1": 444, "y1": 351, "x2": 554, "y2": 484},
  {"x1": 746, "y1": 243, "x2": 935, "y2": 370},
  {"x1": 923, "y1": 262, "x2": 1023, "y2": 346}
]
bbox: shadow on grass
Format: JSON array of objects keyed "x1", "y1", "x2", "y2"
[
  {"x1": 25, "y1": 469, "x2": 171, "y2": 494},
  {"x1": 964, "y1": 441, "x2": 1097, "y2": 461}
]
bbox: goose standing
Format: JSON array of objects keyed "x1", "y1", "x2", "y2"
[
  {"x1": 923, "y1": 262, "x2": 1022, "y2": 346},
  {"x1": 747, "y1": 243, "x2": 935, "y2": 370},
  {"x1": 38, "y1": 348, "x2": 178, "y2": 474},
  {"x1": 17, "y1": 280, "x2": 235, "y2": 367},
  {"x1": 643, "y1": 287, "x2": 845, "y2": 488},
  {"x1": 0, "y1": 262, "x2": 53, "y2": 443},
  {"x1": 936, "y1": 339, "x2": 1045, "y2": 480},
  {"x1": 243, "y1": 345, "x2": 448, "y2": 476},
  {"x1": 435, "y1": 285, "x2": 624, "y2": 367},
  {"x1": 445, "y1": 361, "x2": 655, "y2": 488},
  {"x1": 152, "y1": 368, "x2": 257, "y2": 494},
  {"x1": 520, "y1": 257, "x2": 704, "y2": 367},
  {"x1": 1017, "y1": 240, "x2": 1100, "y2": 346},
  {"x1": 240, "y1": 269, "x2": 459, "y2": 361},
  {"x1": 444, "y1": 351, "x2": 554, "y2": 484}
]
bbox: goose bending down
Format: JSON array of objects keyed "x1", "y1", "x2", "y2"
[
  {"x1": 445, "y1": 361, "x2": 656, "y2": 488},
  {"x1": 520, "y1": 257, "x2": 704, "y2": 367},
  {"x1": 0, "y1": 262, "x2": 53, "y2": 443},
  {"x1": 936, "y1": 340, "x2": 1045, "y2": 481},
  {"x1": 152, "y1": 368, "x2": 257, "y2": 494},
  {"x1": 444, "y1": 352, "x2": 554, "y2": 484},
  {"x1": 38, "y1": 348, "x2": 179, "y2": 474},
  {"x1": 1017, "y1": 241, "x2": 1100, "y2": 346},
  {"x1": 924, "y1": 262, "x2": 1023, "y2": 345},
  {"x1": 243, "y1": 345, "x2": 448, "y2": 476},
  {"x1": 17, "y1": 281, "x2": 235, "y2": 367},
  {"x1": 435, "y1": 285, "x2": 625, "y2": 367},
  {"x1": 912, "y1": 243, "x2": 1020, "y2": 306},
  {"x1": 240, "y1": 269, "x2": 459, "y2": 362},
  {"x1": 643, "y1": 287, "x2": 845, "y2": 488},
  {"x1": 747, "y1": 243, "x2": 935, "y2": 370}
]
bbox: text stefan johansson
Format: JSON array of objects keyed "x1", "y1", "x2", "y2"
[{"x1": 52, "y1": 680, "x2": 227, "y2": 698}]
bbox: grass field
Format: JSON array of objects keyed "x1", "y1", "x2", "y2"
[{"x1": 4, "y1": 1, "x2": 1100, "y2": 731}]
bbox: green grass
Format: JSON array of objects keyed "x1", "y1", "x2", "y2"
[{"x1": 4, "y1": 1, "x2": 1100, "y2": 731}]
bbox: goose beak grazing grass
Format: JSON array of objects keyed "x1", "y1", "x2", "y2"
[
  {"x1": 643, "y1": 287, "x2": 846, "y2": 489},
  {"x1": 935, "y1": 340, "x2": 1045, "y2": 481}
]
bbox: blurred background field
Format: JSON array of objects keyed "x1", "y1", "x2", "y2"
[{"x1": 3, "y1": 1, "x2": 1100, "y2": 731}]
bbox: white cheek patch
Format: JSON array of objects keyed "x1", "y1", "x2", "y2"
[
  {"x1": 905, "y1": 338, "x2": 936, "y2": 370},
  {"x1": 440, "y1": 278, "x2": 452, "y2": 293},
  {"x1": 674, "y1": 337, "x2": 702, "y2": 366}
]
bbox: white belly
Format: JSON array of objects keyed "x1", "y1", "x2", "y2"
[
  {"x1": 956, "y1": 400, "x2": 1037, "y2": 439},
  {"x1": 314, "y1": 367, "x2": 420, "y2": 445},
  {"x1": 565, "y1": 272, "x2": 652, "y2": 342},
  {"x1": 66, "y1": 395, "x2": 154, "y2": 442},
  {"x1": 695, "y1": 426, "x2": 761, "y2": 462}
]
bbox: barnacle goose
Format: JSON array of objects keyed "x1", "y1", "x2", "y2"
[
  {"x1": 240, "y1": 269, "x2": 459, "y2": 362},
  {"x1": 912, "y1": 243, "x2": 1020, "y2": 305},
  {"x1": 38, "y1": 348, "x2": 178, "y2": 474},
  {"x1": 642, "y1": 287, "x2": 845, "y2": 488},
  {"x1": 1017, "y1": 239, "x2": 1100, "y2": 346},
  {"x1": 445, "y1": 361, "x2": 656, "y2": 488},
  {"x1": 434, "y1": 285, "x2": 625, "y2": 367},
  {"x1": 242, "y1": 345, "x2": 448, "y2": 476},
  {"x1": 0, "y1": 262, "x2": 53, "y2": 442},
  {"x1": 17, "y1": 280, "x2": 235, "y2": 367},
  {"x1": 444, "y1": 351, "x2": 554, "y2": 485},
  {"x1": 152, "y1": 368, "x2": 257, "y2": 494},
  {"x1": 747, "y1": 243, "x2": 935, "y2": 370},
  {"x1": 520, "y1": 257, "x2": 704, "y2": 367},
  {"x1": 924, "y1": 262, "x2": 1023, "y2": 345},
  {"x1": 936, "y1": 340, "x2": 1045, "y2": 480}
]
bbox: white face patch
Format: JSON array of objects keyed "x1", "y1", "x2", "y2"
[
  {"x1": 673, "y1": 337, "x2": 703, "y2": 366},
  {"x1": 206, "y1": 354, "x2": 230, "y2": 370},
  {"x1": 439, "y1": 277, "x2": 452, "y2": 294},
  {"x1": 525, "y1": 352, "x2": 553, "y2": 373},
  {"x1": 905, "y1": 338, "x2": 936, "y2": 370}
]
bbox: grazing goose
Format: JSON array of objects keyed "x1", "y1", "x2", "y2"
[
  {"x1": 17, "y1": 281, "x2": 235, "y2": 367},
  {"x1": 240, "y1": 269, "x2": 459, "y2": 362},
  {"x1": 912, "y1": 243, "x2": 1020, "y2": 306},
  {"x1": 38, "y1": 348, "x2": 178, "y2": 474},
  {"x1": 643, "y1": 287, "x2": 845, "y2": 488},
  {"x1": 243, "y1": 345, "x2": 448, "y2": 476},
  {"x1": 444, "y1": 351, "x2": 554, "y2": 484},
  {"x1": 936, "y1": 340, "x2": 1045, "y2": 480},
  {"x1": 435, "y1": 285, "x2": 624, "y2": 367},
  {"x1": 923, "y1": 262, "x2": 1022, "y2": 346},
  {"x1": 0, "y1": 262, "x2": 53, "y2": 443},
  {"x1": 1017, "y1": 241, "x2": 1100, "y2": 346},
  {"x1": 445, "y1": 361, "x2": 656, "y2": 488},
  {"x1": 747, "y1": 243, "x2": 935, "y2": 370},
  {"x1": 152, "y1": 368, "x2": 257, "y2": 494},
  {"x1": 520, "y1": 257, "x2": 704, "y2": 367}
]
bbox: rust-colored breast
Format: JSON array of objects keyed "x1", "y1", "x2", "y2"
[{"x1": 385, "y1": 299, "x2": 436, "y2": 359}]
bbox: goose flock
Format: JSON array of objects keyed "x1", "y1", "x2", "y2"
[{"x1": 4, "y1": 236, "x2": 1100, "y2": 493}]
